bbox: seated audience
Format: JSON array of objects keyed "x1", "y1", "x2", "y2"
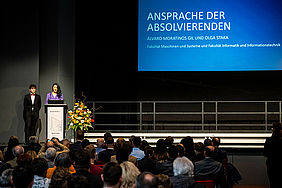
[
  {"x1": 45, "y1": 147, "x2": 56, "y2": 168},
  {"x1": 135, "y1": 172, "x2": 159, "y2": 188},
  {"x1": 67, "y1": 174, "x2": 89, "y2": 188},
  {"x1": 112, "y1": 141, "x2": 137, "y2": 165},
  {"x1": 180, "y1": 136, "x2": 195, "y2": 161},
  {"x1": 0, "y1": 169, "x2": 13, "y2": 187},
  {"x1": 156, "y1": 174, "x2": 174, "y2": 188},
  {"x1": 12, "y1": 166, "x2": 34, "y2": 188},
  {"x1": 130, "y1": 137, "x2": 145, "y2": 161},
  {"x1": 95, "y1": 138, "x2": 105, "y2": 155},
  {"x1": 212, "y1": 137, "x2": 227, "y2": 164},
  {"x1": 154, "y1": 139, "x2": 168, "y2": 162},
  {"x1": 25, "y1": 136, "x2": 42, "y2": 154},
  {"x1": 7, "y1": 145, "x2": 24, "y2": 168},
  {"x1": 4, "y1": 136, "x2": 19, "y2": 162},
  {"x1": 84, "y1": 144, "x2": 103, "y2": 176},
  {"x1": 176, "y1": 144, "x2": 185, "y2": 157},
  {"x1": 139, "y1": 140, "x2": 149, "y2": 151},
  {"x1": 16, "y1": 152, "x2": 34, "y2": 168},
  {"x1": 191, "y1": 142, "x2": 205, "y2": 163},
  {"x1": 70, "y1": 130, "x2": 85, "y2": 153},
  {"x1": 27, "y1": 149, "x2": 37, "y2": 159},
  {"x1": 49, "y1": 167, "x2": 70, "y2": 188},
  {"x1": 104, "y1": 132, "x2": 113, "y2": 143},
  {"x1": 46, "y1": 152, "x2": 75, "y2": 179},
  {"x1": 31, "y1": 158, "x2": 50, "y2": 188},
  {"x1": 203, "y1": 138, "x2": 212, "y2": 147},
  {"x1": 38, "y1": 138, "x2": 69, "y2": 158},
  {"x1": 98, "y1": 137, "x2": 116, "y2": 163},
  {"x1": 156, "y1": 145, "x2": 180, "y2": 177},
  {"x1": 137, "y1": 146, "x2": 157, "y2": 174},
  {"x1": 101, "y1": 162, "x2": 122, "y2": 188},
  {"x1": 73, "y1": 149, "x2": 103, "y2": 188},
  {"x1": 120, "y1": 161, "x2": 140, "y2": 188},
  {"x1": 165, "y1": 136, "x2": 174, "y2": 149},
  {"x1": 61, "y1": 139, "x2": 70, "y2": 149},
  {"x1": 81, "y1": 139, "x2": 90, "y2": 149},
  {"x1": 0, "y1": 150, "x2": 11, "y2": 175},
  {"x1": 194, "y1": 146, "x2": 227, "y2": 187},
  {"x1": 170, "y1": 157, "x2": 205, "y2": 188}
]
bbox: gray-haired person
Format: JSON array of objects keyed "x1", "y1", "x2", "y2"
[
  {"x1": 45, "y1": 147, "x2": 56, "y2": 168},
  {"x1": 170, "y1": 157, "x2": 205, "y2": 188}
]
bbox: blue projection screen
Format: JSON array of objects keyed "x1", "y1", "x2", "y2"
[{"x1": 138, "y1": 0, "x2": 282, "y2": 71}]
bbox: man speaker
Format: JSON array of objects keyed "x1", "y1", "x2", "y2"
[{"x1": 23, "y1": 84, "x2": 41, "y2": 144}]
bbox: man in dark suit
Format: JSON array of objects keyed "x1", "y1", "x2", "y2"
[
  {"x1": 23, "y1": 84, "x2": 41, "y2": 144},
  {"x1": 194, "y1": 146, "x2": 228, "y2": 187},
  {"x1": 70, "y1": 130, "x2": 84, "y2": 153}
]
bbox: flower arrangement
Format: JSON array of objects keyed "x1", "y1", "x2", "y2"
[{"x1": 67, "y1": 101, "x2": 94, "y2": 131}]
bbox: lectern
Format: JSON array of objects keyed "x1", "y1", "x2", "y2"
[{"x1": 45, "y1": 104, "x2": 68, "y2": 140}]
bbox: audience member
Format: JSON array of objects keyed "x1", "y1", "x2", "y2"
[
  {"x1": 0, "y1": 169, "x2": 13, "y2": 187},
  {"x1": 0, "y1": 150, "x2": 11, "y2": 175},
  {"x1": 0, "y1": 150, "x2": 4, "y2": 162},
  {"x1": 154, "y1": 139, "x2": 168, "y2": 162},
  {"x1": 6, "y1": 145, "x2": 24, "y2": 168},
  {"x1": 156, "y1": 174, "x2": 174, "y2": 188},
  {"x1": 73, "y1": 149, "x2": 103, "y2": 188},
  {"x1": 12, "y1": 166, "x2": 34, "y2": 188},
  {"x1": 67, "y1": 174, "x2": 89, "y2": 188},
  {"x1": 194, "y1": 146, "x2": 227, "y2": 187},
  {"x1": 139, "y1": 140, "x2": 149, "y2": 151},
  {"x1": 112, "y1": 141, "x2": 137, "y2": 165},
  {"x1": 137, "y1": 146, "x2": 157, "y2": 174},
  {"x1": 45, "y1": 147, "x2": 56, "y2": 168},
  {"x1": 98, "y1": 137, "x2": 116, "y2": 163},
  {"x1": 84, "y1": 144, "x2": 103, "y2": 176},
  {"x1": 38, "y1": 138, "x2": 69, "y2": 158},
  {"x1": 212, "y1": 137, "x2": 227, "y2": 164},
  {"x1": 4, "y1": 136, "x2": 19, "y2": 162},
  {"x1": 180, "y1": 136, "x2": 195, "y2": 161},
  {"x1": 192, "y1": 142, "x2": 205, "y2": 163},
  {"x1": 130, "y1": 137, "x2": 145, "y2": 161},
  {"x1": 70, "y1": 130, "x2": 84, "y2": 153},
  {"x1": 101, "y1": 162, "x2": 122, "y2": 188},
  {"x1": 264, "y1": 122, "x2": 282, "y2": 188},
  {"x1": 16, "y1": 152, "x2": 34, "y2": 168},
  {"x1": 116, "y1": 137, "x2": 125, "y2": 147},
  {"x1": 25, "y1": 136, "x2": 42, "y2": 154},
  {"x1": 96, "y1": 138, "x2": 105, "y2": 155},
  {"x1": 176, "y1": 144, "x2": 185, "y2": 157},
  {"x1": 171, "y1": 157, "x2": 205, "y2": 188},
  {"x1": 203, "y1": 138, "x2": 212, "y2": 147},
  {"x1": 46, "y1": 152, "x2": 75, "y2": 179},
  {"x1": 135, "y1": 172, "x2": 158, "y2": 188},
  {"x1": 61, "y1": 139, "x2": 70, "y2": 149},
  {"x1": 49, "y1": 167, "x2": 70, "y2": 188},
  {"x1": 120, "y1": 161, "x2": 140, "y2": 188},
  {"x1": 104, "y1": 132, "x2": 113, "y2": 145},
  {"x1": 31, "y1": 158, "x2": 50, "y2": 188},
  {"x1": 156, "y1": 145, "x2": 180, "y2": 177},
  {"x1": 81, "y1": 139, "x2": 90, "y2": 149},
  {"x1": 26, "y1": 150, "x2": 37, "y2": 161},
  {"x1": 165, "y1": 136, "x2": 174, "y2": 149}
]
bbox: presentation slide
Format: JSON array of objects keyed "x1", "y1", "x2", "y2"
[{"x1": 138, "y1": 0, "x2": 282, "y2": 71}]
